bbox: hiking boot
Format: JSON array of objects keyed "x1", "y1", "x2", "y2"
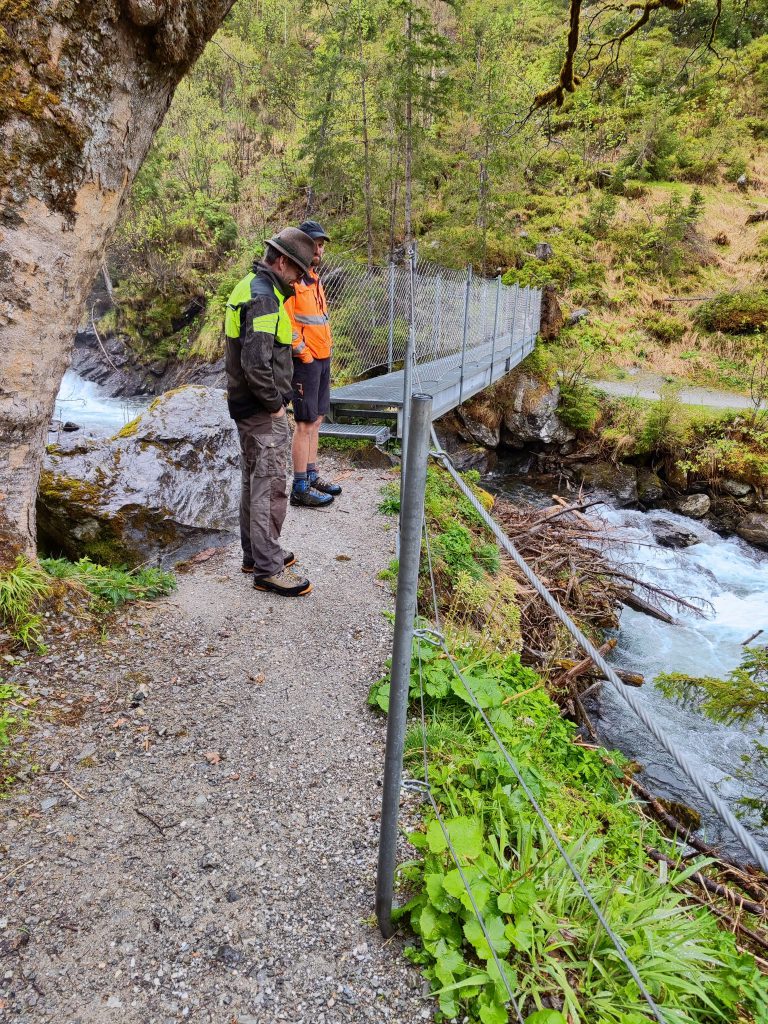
[
  {"x1": 253, "y1": 566, "x2": 312, "y2": 597},
  {"x1": 290, "y1": 481, "x2": 334, "y2": 508},
  {"x1": 308, "y1": 471, "x2": 342, "y2": 497},
  {"x1": 242, "y1": 552, "x2": 296, "y2": 573}
]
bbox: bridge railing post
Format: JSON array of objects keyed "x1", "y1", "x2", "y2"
[
  {"x1": 489, "y1": 275, "x2": 501, "y2": 386},
  {"x1": 459, "y1": 265, "x2": 472, "y2": 407},
  {"x1": 387, "y1": 262, "x2": 396, "y2": 373},
  {"x1": 376, "y1": 393, "x2": 433, "y2": 939},
  {"x1": 507, "y1": 283, "x2": 519, "y2": 370},
  {"x1": 400, "y1": 246, "x2": 417, "y2": 505}
]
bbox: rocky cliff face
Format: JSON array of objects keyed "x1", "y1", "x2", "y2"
[{"x1": 39, "y1": 386, "x2": 240, "y2": 565}]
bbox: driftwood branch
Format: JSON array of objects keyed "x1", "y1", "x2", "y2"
[
  {"x1": 630, "y1": 778, "x2": 768, "y2": 903},
  {"x1": 647, "y1": 848, "x2": 767, "y2": 919}
]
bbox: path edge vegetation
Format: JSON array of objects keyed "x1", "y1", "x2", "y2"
[
  {"x1": 0, "y1": 555, "x2": 176, "y2": 791},
  {"x1": 372, "y1": 467, "x2": 768, "y2": 1024}
]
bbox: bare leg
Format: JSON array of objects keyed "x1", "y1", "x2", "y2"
[
  {"x1": 308, "y1": 415, "x2": 324, "y2": 467},
  {"x1": 292, "y1": 420, "x2": 313, "y2": 475}
]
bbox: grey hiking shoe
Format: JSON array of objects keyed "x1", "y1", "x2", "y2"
[{"x1": 253, "y1": 566, "x2": 312, "y2": 597}]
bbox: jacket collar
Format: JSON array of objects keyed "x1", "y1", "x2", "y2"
[
  {"x1": 253, "y1": 260, "x2": 295, "y2": 299},
  {"x1": 299, "y1": 266, "x2": 320, "y2": 286}
]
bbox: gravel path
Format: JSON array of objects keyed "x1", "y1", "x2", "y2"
[
  {"x1": 589, "y1": 370, "x2": 767, "y2": 410},
  {"x1": 1, "y1": 464, "x2": 429, "y2": 1024}
]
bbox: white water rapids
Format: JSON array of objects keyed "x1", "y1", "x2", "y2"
[
  {"x1": 53, "y1": 369, "x2": 150, "y2": 433},
  {"x1": 591, "y1": 505, "x2": 768, "y2": 857},
  {"x1": 495, "y1": 480, "x2": 768, "y2": 861}
]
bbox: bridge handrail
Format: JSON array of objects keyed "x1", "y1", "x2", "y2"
[{"x1": 321, "y1": 253, "x2": 542, "y2": 388}]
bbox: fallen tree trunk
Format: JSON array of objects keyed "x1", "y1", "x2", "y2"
[{"x1": 620, "y1": 591, "x2": 676, "y2": 624}]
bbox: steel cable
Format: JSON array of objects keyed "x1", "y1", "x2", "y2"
[
  {"x1": 413, "y1": 612, "x2": 527, "y2": 1024},
  {"x1": 433, "y1": 636, "x2": 667, "y2": 1024}
]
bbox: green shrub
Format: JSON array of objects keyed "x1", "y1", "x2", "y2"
[
  {"x1": 40, "y1": 557, "x2": 176, "y2": 609},
  {"x1": 369, "y1": 641, "x2": 768, "y2": 1024},
  {"x1": 558, "y1": 381, "x2": 601, "y2": 431},
  {"x1": 694, "y1": 289, "x2": 768, "y2": 334},
  {"x1": 641, "y1": 311, "x2": 687, "y2": 345}
]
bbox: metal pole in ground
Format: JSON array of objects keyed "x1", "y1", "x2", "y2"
[
  {"x1": 489, "y1": 275, "x2": 501, "y2": 385},
  {"x1": 376, "y1": 392, "x2": 433, "y2": 939},
  {"x1": 458, "y1": 265, "x2": 472, "y2": 407},
  {"x1": 400, "y1": 247, "x2": 417, "y2": 502},
  {"x1": 387, "y1": 263, "x2": 396, "y2": 373}
]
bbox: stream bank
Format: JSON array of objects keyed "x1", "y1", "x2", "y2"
[{"x1": 491, "y1": 471, "x2": 768, "y2": 862}]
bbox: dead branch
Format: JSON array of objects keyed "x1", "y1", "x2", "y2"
[
  {"x1": 630, "y1": 778, "x2": 768, "y2": 902},
  {"x1": 647, "y1": 848, "x2": 767, "y2": 919}
]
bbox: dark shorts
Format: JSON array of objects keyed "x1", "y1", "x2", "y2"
[{"x1": 292, "y1": 356, "x2": 331, "y2": 422}]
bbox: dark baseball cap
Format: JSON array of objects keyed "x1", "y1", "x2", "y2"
[{"x1": 297, "y1": 219, "x2": 331, "y2": 242}]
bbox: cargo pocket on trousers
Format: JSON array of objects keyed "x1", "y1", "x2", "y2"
[{"x1": 245, "y1": 432, "x2": 277, "y2": 478}]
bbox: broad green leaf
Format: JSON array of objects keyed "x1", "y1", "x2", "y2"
[
  {"x1": 434, "y1": 947, "x2": 467, "y2": 986},
  {"x1": 425, "y1": 871, "x2": 455, "y2": 913},
  {"x1": 426, "y1": 819, "x2": 447, "y2": 854},
  {"x1": 464, "y1": 914, "x2": 511, "y2": 960},
  {"x1": 497, "y1": 879, "x2": 538, "y2": 917},
  {"x1": 524, "y1": 1012, "x2": 567, "y2": 1024},
  {"x1": 479, "y1": 995, "x2": 508, "y2": 1024},
  {"x1": 419, "y1": 902, "x2": 441, "y2": 939},
  {"x1": 446, "y1": 816, "x2": 484, "y2": 859},
  {"x1": 443, "y1": 867, "x2": 492, "y2": 913},
  {"x1": 504, "y1": 914, "x2": 533, "y2": 951}
]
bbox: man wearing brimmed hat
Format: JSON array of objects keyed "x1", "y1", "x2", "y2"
[
  {"x1": 224, "y1": 227, "x2": 317, "y2": 598},
  {"x1": 284, "y1": 219, "x2": 343, "y2": 508}
]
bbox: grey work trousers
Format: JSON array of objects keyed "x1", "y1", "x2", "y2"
[{"x1": 237, "y1": 410, "x2": 291, "y2": 577}]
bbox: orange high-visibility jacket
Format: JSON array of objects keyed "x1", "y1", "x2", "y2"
[{"x1": 284, "y1": 268, "x2": 332, "y2": 360}]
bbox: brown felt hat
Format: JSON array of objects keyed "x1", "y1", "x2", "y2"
[{"x1": 264, "y1": 227, "x2": 315, "y2": 273}]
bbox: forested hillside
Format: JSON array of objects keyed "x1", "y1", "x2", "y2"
[{"x1": 108, "y1": 0, "x2": 768, "y2": 389}]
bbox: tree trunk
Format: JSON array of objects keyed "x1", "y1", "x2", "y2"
[
  {"x1": 0, "y1": 0, "x2": 235, "y2": 563},
  {"x1": 404, "y1": 9, "x2": 413, "y2": 246},
  {"x1": 357, "y1": 5, "x2": 374, "y2": 269}
]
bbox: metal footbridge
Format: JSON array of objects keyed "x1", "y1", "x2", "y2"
[{"x1": 317, "y1": 257, "x2": 542, "y2": 444}]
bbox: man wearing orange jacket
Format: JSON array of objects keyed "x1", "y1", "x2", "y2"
[{"x1": 285, "y1": 220, "x2": 343, "y2": 508}]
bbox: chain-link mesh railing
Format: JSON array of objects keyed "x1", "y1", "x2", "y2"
[{"x1": 321, "y1": 253, "x2": 541, "y2": 387}]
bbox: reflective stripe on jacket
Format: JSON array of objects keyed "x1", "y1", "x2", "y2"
[{"x1": 284, "y1": 268, "x2": 332, "y2": 360}]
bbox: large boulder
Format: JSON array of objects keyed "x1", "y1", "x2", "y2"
[
  {"x1": 649, "y1": 518, "x2": 699, "y2": 549},
  {"x1": 736, "y1": 513, "x2": 768, "y2": 549},
  {"x1": 674, "y1": 493, "x2": 711, "y2": 519},
  {"x1": 721, "y1": 478, "x2": 752, "y2": 499},
  {"x1": 637, "y1": 467, "x2": 665, "y2": 507},
  {"x1": 456, "y1": 407, "x2": 501, "y2": 449},
  {"x1": 38, "y1": 386, "x2": 241, "y2": 565},
  {"x1": 501, "y1": 373, "x2": 575, "y2": 448},
  {"x1": 576, "y1": 461, "x2": 638, "y2": 506}
]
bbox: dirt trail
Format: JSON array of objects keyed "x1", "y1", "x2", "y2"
[{"x1": 1, "y1": 465, "x2": 429, "y2": 1024}]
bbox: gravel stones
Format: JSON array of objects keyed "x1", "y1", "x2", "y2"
[{"x1": 0, "y1": 461, "x2": 428, "y2": 1023}]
